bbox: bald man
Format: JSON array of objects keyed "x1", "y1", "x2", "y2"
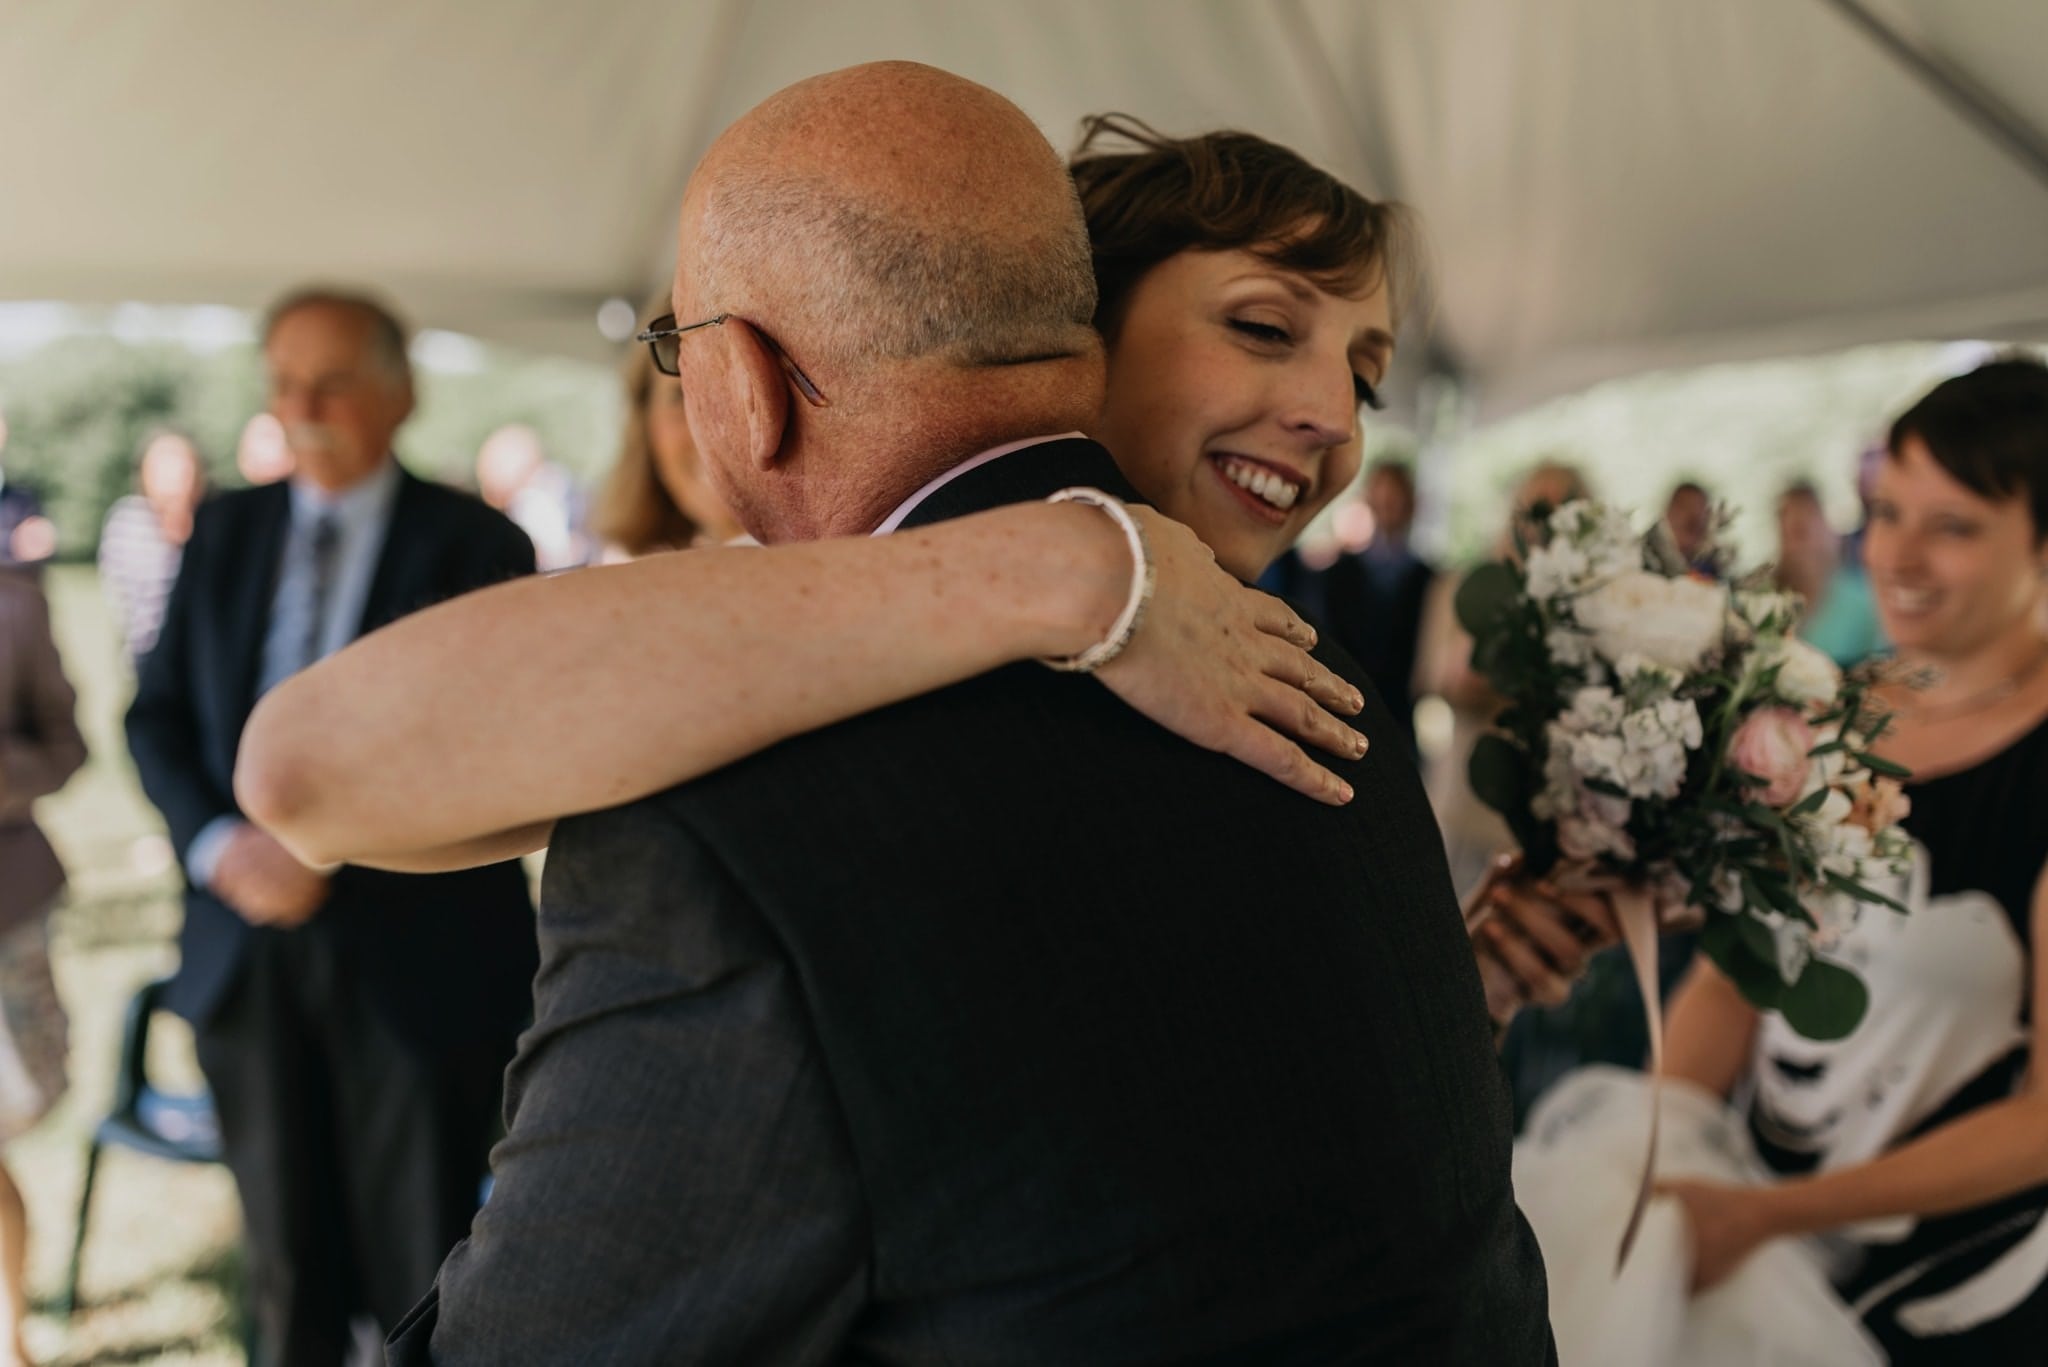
[{"x1": 394, "y1": 64, "x2": 1552, "y2": 1365}]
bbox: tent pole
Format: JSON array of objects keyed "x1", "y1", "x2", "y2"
[{"x1": 1819, "y1": 0, "x2": 2048, "y2": 196}]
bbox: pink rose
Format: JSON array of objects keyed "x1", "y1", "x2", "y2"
[{"x1": 1729, "y1": 706, "x2": 1814, "y2": 807}]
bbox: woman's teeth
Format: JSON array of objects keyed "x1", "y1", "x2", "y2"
[
  {"x1": 1217, "y1": 456, "x2": 1300, "y2": 511},
  {"x1": 1884, "y1": 586, "x2": 1938, "y2": 614}
]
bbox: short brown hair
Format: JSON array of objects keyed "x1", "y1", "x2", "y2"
[
  {"x1": 592, "y1": 339, "x2": 699, "y2": 556},
  {"x1": 1068, "y1": 114, "x2": 1423, "y2": 340},
  {"x1": 1889, "y1": 354, "x2": 2048, "y2": 540}
]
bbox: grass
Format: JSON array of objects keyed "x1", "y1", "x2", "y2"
[{"x1": 18, "y1": 565, "x2": 244, "y2": 1367}]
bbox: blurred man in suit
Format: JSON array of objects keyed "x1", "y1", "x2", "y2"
[
  {"x1": 126, "y1": 288, "x2": 538, "y2": 1366},
  {"x1": 1322, "y1": 458, "x2": 1434, "y2": 754}
]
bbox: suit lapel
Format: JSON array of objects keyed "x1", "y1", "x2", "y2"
[
  {"x1": 228, "y1": 483, "x2": 292, "y2": 718},
  {"x1": 358, "y1": 467, "x2": 428, "y2": 637}
]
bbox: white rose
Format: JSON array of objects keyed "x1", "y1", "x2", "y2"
[
  {"x1": 1768, "y1": 637, "x2": 1842, "y2": 710},
  {"x1": 1572, "y1": 571, "x2": 1729, "y2": 674}
]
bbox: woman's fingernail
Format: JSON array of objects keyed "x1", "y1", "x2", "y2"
[
  {"x1": 1350, "y1": 690, "x2": 1365, "y2": 711},
  {"x1": 1337, "y1": 780, "x2": 1354, "y2": 803}
]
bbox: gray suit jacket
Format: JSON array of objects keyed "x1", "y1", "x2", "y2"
[
  {"x1": 0, "y1": 576, "x2": 86, "y2": 931},
  {"x1": 392, "y1": 439, "x2": 1552, "y2": 1366}
]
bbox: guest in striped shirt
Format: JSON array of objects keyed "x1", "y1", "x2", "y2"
[{"x1": 98, "y1": 427, "x2": 207, "y2": 667}]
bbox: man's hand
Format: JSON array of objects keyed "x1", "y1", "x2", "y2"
[
  {"x1": 1468, "y1": 856, "x2": 1622, "y2": 1023},
  {"x1": 210, "y1": 822, "x2": 331, "y2": 927}
]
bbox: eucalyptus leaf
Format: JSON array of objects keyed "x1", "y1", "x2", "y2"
[
  {"x1": 1778, "y1": 957, "x2": 1869, "y2": 1041},
  {"x1": 1702, "y1": 915, "x2": 1787, "y2": 1012},
  {"x1": 1454, "y1": 561, "x2": 1523, "y2": 637},
  {"x1": 1468, "y1": 733, "x2": 1532, "y2": 818}
]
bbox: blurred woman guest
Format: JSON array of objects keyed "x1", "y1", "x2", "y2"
[
  {"x1": 1661, "y1": 356, "x2": 2048, "y2": 1362},
  {"x1": 1774, "y1": 479, "x2": 1884, "y2": 667},
  {"x1": 590, "y1": 340, "x2": 743, "y2": 558},
  {"x1": 98, "y1": 428, "x2": 208, "y2": 666},
  {"x1": 0, "y1": 573, "x2": 86, "y2": 1366},
  {"x1": 475, "y1": 425, "x2": 591, "y2": 572}
]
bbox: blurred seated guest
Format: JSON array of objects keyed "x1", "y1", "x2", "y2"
[
  {"x1": 1775, "y1": 479, "x2": 1884, "y2": 667},
  {"x1": 99, "y1": 427, "x2": 209, "y2": 666},
  {"x1": 589, "y1": 341, "x2": 743, "y2": 558},
  {"x1": 235, "y1": 412, "x2": 294, "y2": 487},
  {"x1": 1418, "y1": 460, "x2": 1588, "y2": 896},
  {"x1": 125, "y1": 286, "x2": 537, "y2": 1366},
  {"x1": 1663, "y1": 478, "x2": 1719, "y2": 577},
  {"x1": 0, "y1": 572, "x2": 85, "y2": 1366},
  {"x1": 475, "y1": 424, "x2": 590, "y2": 571},
  {"x1": 1322, "y1": 458, "x2": 1434, "y2": 755},
  {"x1": 0, "y1": 403, "x2": 56, "y2": 576},
  {"x1": 1659, "y1": 355, "x2": 2048, "y2": 1363}
]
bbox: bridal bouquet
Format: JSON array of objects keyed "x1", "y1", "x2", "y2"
[{"x1": 1456, "y1": 499, "x2": 1912, "y2": 1041}]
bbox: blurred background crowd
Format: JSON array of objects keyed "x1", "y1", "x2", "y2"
[{"x1": 0, "y1": 291, "x2": 2021, "y2": 1362}]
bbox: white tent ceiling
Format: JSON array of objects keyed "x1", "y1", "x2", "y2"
[{"x1": 5, "y1": 0, "x2": 2047, "y2": 415}]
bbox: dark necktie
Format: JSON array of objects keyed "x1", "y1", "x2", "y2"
[{"x1": 293, "y1": 512, "x2": 342, "y2": 674}]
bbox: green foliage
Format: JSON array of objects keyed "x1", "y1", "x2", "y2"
[
  {"x1": 1454, "y1": 560, "x2": 1521, "y2": 638},
  {"x1": 1778, "y1": 956, "x2": 1870, "y2": 1041},
  {"x1": 0, "y1": 331, "x2": 619, "y2": 560},
  {"x1": 0, "y1": 338, "x2": 261, "y2": 557}
]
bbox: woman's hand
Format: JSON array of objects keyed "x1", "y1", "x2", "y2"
[
  {"x1": 1094, "y1": 508, "x2": 1369, "y2": 806},
  {"x1": 1658, "y1": 1179, "x2": 1784, "y2": 1293}
]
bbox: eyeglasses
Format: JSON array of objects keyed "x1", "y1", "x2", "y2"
[{"x1": 634, "y1": 313, "x2": 829, "y2": 407}]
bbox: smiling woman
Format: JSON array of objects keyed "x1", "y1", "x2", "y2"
[
  {"x1": 1657, "y1": 356, "x2": 2048, "y2": 1364},
  {"x1": 237, "y1": 115, "x2": 1431, "y2": 876},
  {"x1": 1076, "y1": 114, "x2": 1414, "y2": 579}
]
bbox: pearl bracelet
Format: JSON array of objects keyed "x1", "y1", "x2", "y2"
[{"x1": 1040, "y1": 487, "x2": 1156, "y2": 674}]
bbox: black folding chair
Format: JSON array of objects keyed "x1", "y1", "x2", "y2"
[{"x1": 59, "y1": 975, "x2": 224, "y2": 1316}]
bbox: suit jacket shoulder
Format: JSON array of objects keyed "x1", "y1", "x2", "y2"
[{"x1": 644, "y1": 439, "x2": 1550, "y2": 1361}]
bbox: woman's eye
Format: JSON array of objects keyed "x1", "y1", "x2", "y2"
[
  {"x1": 1227, "y1": 318, "x2": 1291, "y2": 344},
  {"x1": 1353, "y1": 374, "x2": 1385, "y2": 411}
]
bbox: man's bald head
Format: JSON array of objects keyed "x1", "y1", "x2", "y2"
[
  {"x1": 668, "y1": 63, "x2": 1107, "y2": 543},
  {"x1": 680, "y1": 62, "x2": 1097, "y2": 378}
]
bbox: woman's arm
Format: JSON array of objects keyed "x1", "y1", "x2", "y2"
[
  {"x1": 1760, "y1": 865, "x2": 2048, "y2": 1226},
  {"x1": 239, "y1": 500, "x2": 1368, "y2": 871},
  {"x1": 1668, "y1": 865, "x2": 2048, "y2": 1290},
  {"x1": 1662, "y1": 955, "x2": 1762, "y2": 1099}
]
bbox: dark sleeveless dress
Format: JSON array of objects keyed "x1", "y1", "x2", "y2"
[{"x1": 1748, "y1": 712, "x2": 2048, "y2": 1363}]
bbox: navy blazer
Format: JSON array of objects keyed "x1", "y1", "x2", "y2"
[{"x1": 126, "y1": 466, "x2": 540, "y2": 1045}]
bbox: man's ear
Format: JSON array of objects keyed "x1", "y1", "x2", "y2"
[{"x1": 724, "y1": 318, "x2": 790, "y2": 472}]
